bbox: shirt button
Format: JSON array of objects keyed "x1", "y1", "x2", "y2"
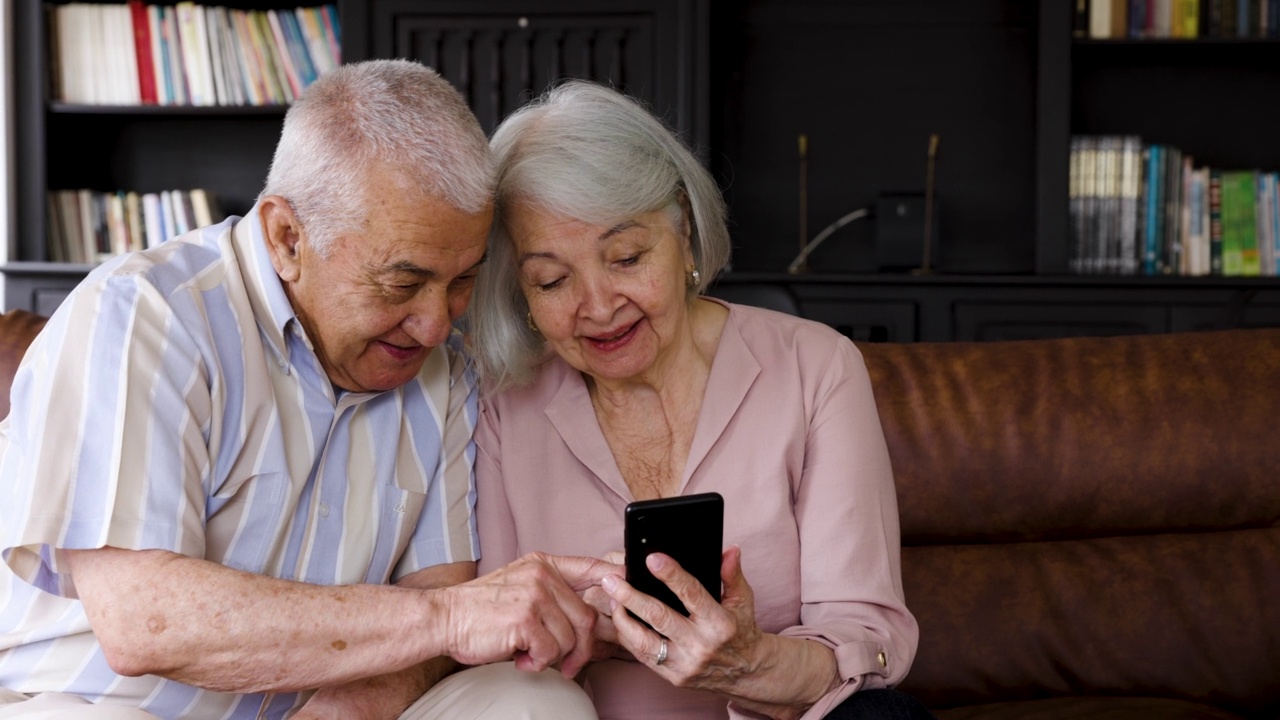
[
  {"x1": 318, "y1": 503, "x2": 330, "y2": 518},
  {"x1": 877, "y1": 651, "x2": 888, "y2": 668}
]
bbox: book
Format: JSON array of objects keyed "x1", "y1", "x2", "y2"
[
  {"x1": 297, "y1": 8, "x2": 335, "y2": 78},
  {"x1": 1119, "y1": 135, "x2": 1143, "y2": 275},
  {"x1": 1143, "y1": 145, "x2": 1163, "y2": 275},
  {"x1": 147, "y1": 4, "x2": 168, "y2": 104},
  {"x1": 280, "y1": 10, "x2": 319, "y2": 89},
  {"x1": 319, "y1": 4, "x2": 342, "y2": 64},
  {"x1": 141, "y1": 192, "x2": 164, "y2": 248},
  {"x1": 266, "y1": 10, "x2": 303, "y2": 99},
  {"x1": 252, "y1": 10, "x2": 293, "y2": 103},
  {"x1": 189, "y1": 188, "x2": 215, "y2": 227},
  {"x1": 230, "y1": 10, "x2": 266, "y2": 105},
  {"x1": 128, "y1": 0, "x2": 157, "y2": 104},
  {"x1": 206, "y1": 5, "x2": 230, "y2": 105},
  {"x1": 1069, "y1": 136, "x2": 1085, "y2": 273},
  {"x1": 161, "y1": 5, "x2": 189, "y2": 105},
  {"x1": 176, "y1": 2, "x2": 213, "y2": 105},
  {"x1": 1208, "y1": 169, "x2": 1224, "y2": 274},
  {"x1": 124, "y1": 191, "x2": 144, "y2": 253},
  {"x1": 1162, "y1": 145, "x2": 1183, "y2": 274}
]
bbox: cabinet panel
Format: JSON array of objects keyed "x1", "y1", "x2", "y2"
[
  {"x1": 952, "y1": 301, "x2": 1168, "y2": 341},
  {"x1": 369, "y1": 0, "x2": 707, "y2": 146},
  {"x1": 801, "y1": 300, "x2": 917, "y2": 343},
  {"x1": 1172, "y1": 292, "x2": 1280, "y2": 332}
]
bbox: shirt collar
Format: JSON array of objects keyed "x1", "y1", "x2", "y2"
[{"x1": 232, "y1": 201, "x2": 306, "y2": 368}]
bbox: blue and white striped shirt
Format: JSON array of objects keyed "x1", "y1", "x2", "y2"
[{"x1": 0, "y1": 206, "x2": 481, "y2": 718}]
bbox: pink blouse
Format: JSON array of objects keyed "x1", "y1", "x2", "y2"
[{"x1": 475, "y1": 301, "x2": 918, "y2": 720}]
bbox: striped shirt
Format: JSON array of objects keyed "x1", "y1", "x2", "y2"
[{"x1": 0, "y1": 207, "x2": 481, "y2": 718}]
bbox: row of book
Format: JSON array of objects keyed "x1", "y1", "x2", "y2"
[
  {"x1": 48, "y1": 2, "x2": 341, "y2": 107},
  {"x1": 1077, "y1": 0, "x2": 1280, "y2": 39},
  {"x1": 1069, "y1": 135, "x2": 1280, "y2": 276},
  {"x1": 46, "y1": 189, "x2": 223, "y2": 265}
]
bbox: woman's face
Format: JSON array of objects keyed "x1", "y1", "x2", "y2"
[{"x1": 507, "y1": 202, "x2": 695, "y2": 386}]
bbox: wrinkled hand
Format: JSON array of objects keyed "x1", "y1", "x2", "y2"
[
  {"x1": 603, "y1": 545, "x2": 763, "y2": 693},
  {"x1": 441, "y1": 552, "x2": 614, "y2": 677},
  {"x1": 582, "y1": 551, "x2": 628, "y2": 662}
]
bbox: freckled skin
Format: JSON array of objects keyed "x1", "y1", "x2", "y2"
[{"x1": 331, "y1": 640, "x2": 347, "y2": 651}]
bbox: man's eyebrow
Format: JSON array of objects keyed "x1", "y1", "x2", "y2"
[
  {"x1": 378, "y1": 251, "x2": 489, "y2": 278},
  {"x1": 516, "y1": 222, "x2": 640, "y2": 267}
]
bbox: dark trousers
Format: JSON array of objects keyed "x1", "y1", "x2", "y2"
[{"x1": 822, "y1": 689, "x2": 938, "y2": 720}]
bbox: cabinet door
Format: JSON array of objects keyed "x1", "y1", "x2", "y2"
[
  {"x1": 366, "y1": 0, "x2": 708, "y2": 147},
  {"x1": 953, "y1": 301, "x2": 1168, "y2": 341}
]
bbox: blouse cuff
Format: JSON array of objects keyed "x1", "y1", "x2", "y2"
[{"x1": 725, "y1": 638, "x2": 892, "y2": 720}]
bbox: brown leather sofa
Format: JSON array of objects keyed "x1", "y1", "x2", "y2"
[
  {"x1": 863, "y1": 330, "x2": 1280, "y2": 719},
  {"x1": 2, "y1": 310, "x2": 1276, "y2": 718}
]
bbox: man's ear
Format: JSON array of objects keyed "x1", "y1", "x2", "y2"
[{"x1": 259, "y1": 195, "x2": 304, "y2": 282}]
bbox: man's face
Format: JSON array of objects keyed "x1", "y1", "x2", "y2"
[{"x1": 269, "y1": 172, "x2": 491, "y2": 393}]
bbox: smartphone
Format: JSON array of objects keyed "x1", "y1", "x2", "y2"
[{"x1": 623, "y1": 492, "x2": 724, "y2": 624}]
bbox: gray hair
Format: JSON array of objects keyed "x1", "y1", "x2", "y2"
[
  {"x1": 260, "y1": 59, "x2": 493, "y2": 255},
  {"x1": 468, "y1": 80, "x2": 731, "y2": 392}
]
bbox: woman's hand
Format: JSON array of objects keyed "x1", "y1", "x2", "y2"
[
  {"x1": 602, "y1": 545, "x2": 767, "y2": 694},
  {"x1": 582, "y1": 551, "x2": 631, "y2": 662}
]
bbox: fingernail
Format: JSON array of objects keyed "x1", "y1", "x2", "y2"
[
  {"x1": 646, "y1": 553, "x2": 664, "y2": 571},
  {"x1": 602, "y1": 574, "x2": 618, "y2": 593}
]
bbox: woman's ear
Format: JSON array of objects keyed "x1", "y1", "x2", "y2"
[
  {"x1": 677, "y1": 192, "x2": 695, "y2": 262},
  {"x1": 259, "y1": 195, "x2": 304, "y2": 282}
]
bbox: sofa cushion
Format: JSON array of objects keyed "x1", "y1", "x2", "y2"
[
  {"x1": 0, "y1": 310, "x2": 48, "y2": 419},
  {"x1": 860, "y1": 329, "x2": 1280, "y2": 543},
  {"x1": 895, "y1": 529, "x2": 1280, "y2": 716}
]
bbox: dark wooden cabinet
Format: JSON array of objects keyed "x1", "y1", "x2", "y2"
[
  {"x1": 709, "y1": 274, "x2": 1280, "y2": 342},
  {"x1": 357, "y1": 0, "x2": 708, "y2": 148}
]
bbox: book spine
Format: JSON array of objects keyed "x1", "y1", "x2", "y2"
[
  {"x1": 1240, "y1": 171, "x2": 1261, "y2": 275},
  {"x1": 128, "y1": 0, "x2": 157, "y2": 104},
  {"x1": 1144, "y1": 146, "x2": 1160, "y2": 275},
  {"x1": 266, "y1": 10, "x2": 303, "y2": 99},
  {"x1": 1120, "y1": 136, "x2": 1142, "y2": 275},
  {"x1": 1069, "y1": 136, "x2": 1084, "y2": 273},
  {"x1": 280, "y1": 10, "x2": 318, "y2": 90},
  {"x1": 320, "y1": 4, "x2": 342, "y2": 64},
  {"x1": 1075, "y1": 0, "x2": 1091, "y2": 37},
  {"x1": 1163, "y1": 146, "x2": 1182, "y2": 274},
  {"x1": 1092, "y1": 0, "x2": 1114, "y2": 38}
]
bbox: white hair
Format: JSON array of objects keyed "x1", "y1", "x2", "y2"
[
  {"x1": 468, "y1": 80, "x2": 731, "y2": 392},
  {"x1": 260, "y1": 59, "x2": 494, "y2": 255}
]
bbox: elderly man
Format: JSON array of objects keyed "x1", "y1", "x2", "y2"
[{"x1": 0, "y1": 60, "x2": 606, "y2": 720}]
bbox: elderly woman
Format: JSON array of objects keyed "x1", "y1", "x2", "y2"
[{"x1": 468, "y1": 81, "x2": 930, "y2": 720}]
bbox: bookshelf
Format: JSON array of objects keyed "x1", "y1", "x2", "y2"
[
  {"x1": 8, "y1": 0, "x2": 1277, "y2": 339},
  {"x1": 6, "y1": 0, "x2": 349, "y2": 313},
  {"x1": 1036, "y1": 0, "x2": 1280, "y2": 277}
]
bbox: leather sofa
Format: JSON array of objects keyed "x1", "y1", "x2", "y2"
[
  {"x1": 863, "y1": 330, "x2": 1280, "y2": 719},
  {"x1": 2, "y1": 310, "x2": 1276, "y2": 718}
]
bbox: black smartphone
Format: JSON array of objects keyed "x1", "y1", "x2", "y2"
[{"x1": 623, "y1": 492, "x2": 724, "y2": 624}]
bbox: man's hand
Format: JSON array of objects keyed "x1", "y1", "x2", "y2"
[{"x1": 439, "y1": 553, "x2": 618, "y2": 678}]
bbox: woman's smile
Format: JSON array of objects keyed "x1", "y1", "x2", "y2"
[{"x1": 584, "y1": 318, "x2": 643, "y2": 352}]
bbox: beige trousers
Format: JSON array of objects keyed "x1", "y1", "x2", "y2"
[{"x1": 0, "y1": 663, "x2": 596, "y2": 720}]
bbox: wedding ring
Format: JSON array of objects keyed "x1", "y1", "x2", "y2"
[{"x1": 655, "y1": 639, "x2": 668, "y2": 666}]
